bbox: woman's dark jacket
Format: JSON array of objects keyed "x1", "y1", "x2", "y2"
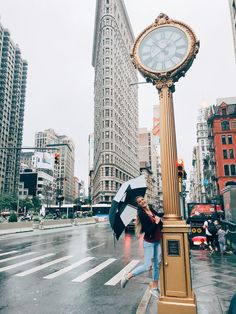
[{"x1": 137, "y1": 207, "x2": 163, "y2": 242}]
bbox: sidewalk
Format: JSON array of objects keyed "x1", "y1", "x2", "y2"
[
  {"x1": 0, "y1": 218, "x2": 96, "y2": 236},
  {"x1": 145, "y1": 249, "x2": 236, "y2": 314}
]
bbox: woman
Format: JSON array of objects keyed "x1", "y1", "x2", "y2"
[{"x1": 120, "y1": 196, "x2": 162, "y2": 298}]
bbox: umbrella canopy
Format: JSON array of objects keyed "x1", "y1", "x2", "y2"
[{"x1": 109, "y1": 175, "x2": 147, "y2": 240}]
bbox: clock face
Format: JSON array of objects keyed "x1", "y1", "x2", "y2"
[{"x1": 138, "y1": 26, "x2": 189, "y2": 72}]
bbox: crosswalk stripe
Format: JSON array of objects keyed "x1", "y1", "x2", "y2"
[
  {"x1": 0, "y1": 250, "x2": 18, "y2": 257},
  {"x1": 72, "y1": 258, "x2": 116, "y2": 283},
  {"x1": 0, "y1": 252, "x2": 37, "y2": 263},
  {"x1": 104, "y1": 259, "x2": 140, "y2": 286},
  {"x1": 15, "y1": 255, "x2": 73, "y2": 277},
  {"x1": 44, "y1": 256, "x2": 95, "y2": 279},
  {"x1": 0, "y1": 253, "x2": 55, "y2": 272}
]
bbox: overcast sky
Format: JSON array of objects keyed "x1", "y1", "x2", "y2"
[{"x1": 0, "y1": 0, "x2": 235, "y2": 190}]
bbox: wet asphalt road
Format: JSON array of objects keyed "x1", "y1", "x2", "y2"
[{"x1": 0, "y1": 223, "x2": 148, "y2": 314}]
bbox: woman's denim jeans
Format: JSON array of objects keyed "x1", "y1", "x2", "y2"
[{"x1": 131, "y1": 240, "x2": 161, "y2": 281}]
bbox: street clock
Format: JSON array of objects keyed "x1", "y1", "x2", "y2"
[{"x1": 131, "y1": 13, "x2": 199, "y2": 84}]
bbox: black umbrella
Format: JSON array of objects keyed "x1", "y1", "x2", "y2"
[{"x1": 109, "y1": 175, "x2": 147, "y2": 240}]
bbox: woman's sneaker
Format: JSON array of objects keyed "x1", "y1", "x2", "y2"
[
  {"x1": 120, "y1": 272, "x2": 129, "y2": 288},
  {"x1": 150, "y1": 288, "x2": 160, "y2": 298}
]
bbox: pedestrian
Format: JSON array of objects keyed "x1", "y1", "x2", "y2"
[
  {"x1": 199, "y1": 238, "x2": 207, "y2": 250},
  {"x1": 217, "y1": 225, "x2": 228, "y2": 254},
  {"x1": 203, "y1": 217, "x2": 215, "y2": 254},
  {"x1": 120, "y1": 196, "x2": 163, "y2": 298}
]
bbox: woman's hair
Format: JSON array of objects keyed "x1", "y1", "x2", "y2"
[
  {"x1": 135, "y1": 195, "x2": 143, "y2": 205},
  {"x1": 134, "y1": 196, "x2": 143, "y2": 236},
  {"x1": 135, "y1": 215, "x2": 142, "y2": 237}
]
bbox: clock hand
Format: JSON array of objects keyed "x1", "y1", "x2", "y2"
[{"x1": 151, "y1": 40, "x2": 163, "y2": 50}]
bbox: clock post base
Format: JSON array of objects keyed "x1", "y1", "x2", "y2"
[
  {"x1": 158, "y1": 295, "x2": 197, "y2": 314},
  {"x1": 157, "y1": 220, "x2": 197, "y2": 314}
]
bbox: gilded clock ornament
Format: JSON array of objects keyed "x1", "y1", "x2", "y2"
[{"x1": 131, "y1": 13, "x2": 199, "y2": 85}]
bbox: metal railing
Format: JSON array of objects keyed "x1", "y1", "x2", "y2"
[{"x1": 221, "y1": 219, "x2": 236, "y2": 252}]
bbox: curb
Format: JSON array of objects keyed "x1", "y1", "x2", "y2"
[
  {"x1": 136, "y1": 283, "x2": 152, "y2": 314},
  {"x1": 0, "y1": 221, "x2": 97, "y2": 236}
]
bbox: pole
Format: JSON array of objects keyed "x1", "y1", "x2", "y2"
[{"x1": 156, "y1": 80, "x2": 197, "y2": 314}]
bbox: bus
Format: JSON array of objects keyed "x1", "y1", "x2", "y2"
[
  {"x1": 41, "y1": 203, "x2": 111, "y2": 219},
  {"x1": 40, "y1": 204, "x2": 75, "y2": 219}
]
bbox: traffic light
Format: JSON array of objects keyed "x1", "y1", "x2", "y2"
[
  {"x1": 54, "y1": 153, "x2": 60, "y2": 164},
  {"x1": 177, "y1": 159, "x2": 184, "y2": 178}
]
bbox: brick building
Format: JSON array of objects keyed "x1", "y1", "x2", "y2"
[{"x1": 208, "y1": 97, "x2": 236, "y2": 194}]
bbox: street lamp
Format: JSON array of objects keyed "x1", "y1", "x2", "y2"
[{"x1": 131, "y1": 13, "x2": 199, "y2": 314}]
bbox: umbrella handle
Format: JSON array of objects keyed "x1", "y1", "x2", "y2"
[{"x1": 113, "y1": 232, "x2": 116, "y2": 249}]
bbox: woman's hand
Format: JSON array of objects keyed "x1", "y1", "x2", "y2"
[{"x1": 155, "y1": 216, "x2": 161, "y2": 224}]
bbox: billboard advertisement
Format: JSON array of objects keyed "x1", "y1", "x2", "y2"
[
  {"x1": 32, "y1": 152, "x2": 54, "y2": 170},
  {"x1": 187, "y1": 203, "x2": 223, "y2": 219}
]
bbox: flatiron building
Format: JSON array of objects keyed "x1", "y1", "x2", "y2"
[{"x1": 92, "y1": 0, "x2": 139, "y2": 204}]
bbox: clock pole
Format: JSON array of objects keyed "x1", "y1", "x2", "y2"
[
  {"x1": 131, "y1": 13, "x2": 199, "y2": 314},
  {"x1": 156, "y1": 78, "x2": 197, "y2": 314}
]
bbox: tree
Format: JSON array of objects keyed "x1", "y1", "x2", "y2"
[
  {"x1": 32, "y1": 197, "x2": 41, "y2": 212},
  {"x1": 0, "y1": 195, "x2": 17, "y2": 211},
  {"x1": 19, "y1": 197, "x2": 34, "y2": 212}
]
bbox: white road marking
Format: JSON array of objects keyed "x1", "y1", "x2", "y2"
[
  {"x1": 44, "y1": 256, "x2": 95, "y2": 279},
  {"x1": 0, "y1": 253, "x2": 55, "y2": 272},
  {"x1": 28, "y1": 241, "x2": 57, "y2": 247},
  {"x1": 15, "y1": 255, "x2": 73, "y2": 277},
  {"x1": 85, "y1": 243, "x2": 105, "y2": 251},
  {"x1": 0, "y1": 250, "x2": 18, "y2": 257},
  {"x1": 0, "y1": 252, "x2": 37, "y2": 263},
  {"x1": 104, "y1": 259, "x2": 140, "y2": 286},
  {"x1": 72, "y1": 258, "x2": 116, "y2": 282}
]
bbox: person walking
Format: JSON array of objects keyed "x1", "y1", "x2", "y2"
[
  {"x1": 203, "y1": 217, "x2": 215, "y2": 254},
  {"x1": 217, "y1": 225, "x2": 228, "y2": 254},
  {"x1": 120, "y1": 196, "x2": 163, "y2": 298}
]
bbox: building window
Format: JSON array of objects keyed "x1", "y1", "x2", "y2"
[
  {"x1": 231, "y1": 165, "x2": 236, "y2": 176},
  {"x1": 221, "y1": 121, "x2": 230, "y2": 131},
  {"x1": 221, "y1": 135, "x2": 226, "y2": 144},
  {"x1": 222, "y1": 108, "x2": 227, "y2": 116},
  {"x1": 224, "y1": 165, "x2": 229, "y2": 176},
  {"x1": 229, "y1": 149, "x2": 234, "y2": 159},
  {"x1": 105, "y1": 167, "x2": 109, "y2": 176},
  {"x1": 228, "y1": 135, "x2": 233, "y2": 144},
  {"x1": 105, "y1": 181, "x2": 109, "y2": 190},
  {"x1": 223, "y1": 149, "x2": 228, "y2": 159},
  {"x1": 232, "y1": 122, "x2": 236, "y2": 129},
  {"x1": 105, "y1": 109, "x2": 109, "y2": 117}
]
